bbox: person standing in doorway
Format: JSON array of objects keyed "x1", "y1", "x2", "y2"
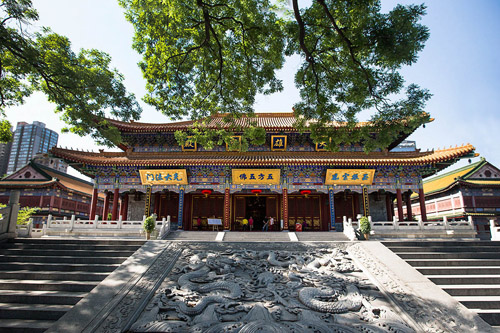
[
  {"x1": 242, "y1": 217, "x2": 249, "y2": 231},
  {"x1": 249, "y1": 216, "x2": 254, "y2": 231},
  {"x1": 269, "y1": 216, "x2": 274, "y2": 231},
  {"x1": 262, "y1": 216, "x2": 269, "y2": 231}
]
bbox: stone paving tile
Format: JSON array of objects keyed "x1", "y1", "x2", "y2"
[
  {"x1": 295, "y1": 231, "x2": 349, "y2": 242},
  {"x1": 223, "y1": 231, "x2": 291, "y2": 242}
]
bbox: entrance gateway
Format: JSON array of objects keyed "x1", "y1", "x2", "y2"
[{"x1": 50, "y1": 113, "x2": 476, "y2": 230}]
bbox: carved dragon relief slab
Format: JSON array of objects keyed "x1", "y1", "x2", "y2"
[{"x1": 130, "y1": 243, "x2": 415, "y2": 332}]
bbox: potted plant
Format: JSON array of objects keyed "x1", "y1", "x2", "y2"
[
  {"x1": 143, "y1": 214, "x2": 156, "y2": 240},
  {"x1": 359, "y1": 216, "x2": 371, "y2": 240}
]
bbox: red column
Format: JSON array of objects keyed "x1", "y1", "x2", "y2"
[
  {"x1": 122, "y1": 193, "x2": 129, "y2": 220},
  {"x1": 419, "y1": 188, "x2": 427, "y2": 222},
  {"x1": 282, "y1": 188, "x2": 288, "y2": 230},
  {"x1": 103, "y1": 192, "x2": 110, "y2": 220},
  {"x1": 154, "y1": 192, "x2": 160, "y2": 218},
  {"x1": 353, "y1": 193, "x2": 360, "y2": 217},
  {"x1": 111, "y1": 188, "x2": 119, "y2": 220},
  {"x1": 224, "y1": 188, "x2": 231, "y2": 230},
  {"x1": 396, "y1": 189, "x2": 404, "y2": 221},
  {"x1": 405, "y1": 192, "x2": 413, "y2": 221},
  {"x1": 89, "y1": 188, "x2": 98, "y2": 219},
  {"x1": 385, "y1": 193, "x2": 393, "y2": 221}
]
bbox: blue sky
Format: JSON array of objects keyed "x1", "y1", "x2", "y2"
[{"x1": 5, "y1": 0, "x2": 500, "y2": 177}]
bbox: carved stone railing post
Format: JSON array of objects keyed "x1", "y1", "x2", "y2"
[
  {"x1": 418, "y1": 215, "x2": 424, "y2": 230},
  {"x1": 70, "y1": 215, "x2": 76, "y2": 231},
  {"x1": 47, "y1": 214, "x2": 53, "y2": 229},
  {"x1": 468, "y1": 216, "x2": 474, "y2": 230},
  {"x1": 490, "y1": 220, "x2": 499, "y2": 241}
]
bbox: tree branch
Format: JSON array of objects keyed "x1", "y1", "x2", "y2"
[
  {"x1": 292, "y1": 0, "x2": 321, "y2": 103},
  {"x1": 316, "y1": 0, "x2": 378, "y2": 99}
]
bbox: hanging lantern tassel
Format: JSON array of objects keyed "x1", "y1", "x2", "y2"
[
  {"x1": 251, "y1": 189, "x2": 262, "y2": 196},
  {"x1": 300, "y1": 190, "x2": 311, "y2": 198},
  {"x1": 201, "y1": 189, "x2": 212, "y2": 198}
]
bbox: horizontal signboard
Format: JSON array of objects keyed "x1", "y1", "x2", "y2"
[
  {"x1": 325, "y1": 169, "x2": 375, "y2": 185},
  {"x1": 139, "y1": 169, "x2": 188, "y2": 185},
  {"x1": 232, "y1": 169, "x2": 281, "y2": 185}
]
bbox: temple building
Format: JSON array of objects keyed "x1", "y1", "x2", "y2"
[
  {"x1": 0, "y1": 161, "x2": 104, "y2": 227},
  {"x1": 408, "y1": 158, "x2": 500, "y2": 239},
  {"x1": 51, "y1": 113, "x2": 476, "y2": 232}
]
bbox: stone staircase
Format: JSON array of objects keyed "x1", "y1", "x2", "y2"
[
  {"x1": 384, "y1": 240, "x2": 500, "y2": 328},
  {"x1": 0, "y1": 238, "x2": 144, "y2": 333}
]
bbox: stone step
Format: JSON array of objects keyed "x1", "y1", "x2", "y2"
[
  {"x1": 441, "y1": 284, "x2": 500, "y2": 296},
  {"x1": 0, "y1": 319, "x2": 54, "y2": 333},
  {"x1": 0, "y1": 254, "x2": 127, "y2": 264},
  {"x1": 383, "y1": 241, "x2": 500, "y2": 247},
  {"x1": 476, "y1": 309, "x2": 500, "y2": 327},
  {"x1": 405, "y1": 259, "x2": 500, "y2": 267},
  {"x1": 0, "y1": 303, "x2": 72, "y2": 320},
  {"x1": 454, "y1": 296, "x2": 500, "y2": 309},
  {"x1": 0, "y1": 262, "x2": 119, "y2": 272},
  {"x1": 0, "y1": 270, "x2": 108, "y2": 281},
  {"x1": 0, "y1": 242, "x2": 142, "y2": 251},
  {"x1": 0, "y1": 248, "x2": 136, "y2": 257},
  {"x1": 416, "y1": 266, "x2": 500, "y2": 275},
  {"x1": 429, "y1": 275, "x2": 500, "y2": 285},
  {"x1": 8, "y1": 238, "x2": 145, "y2": 246},
  {"x1": 397, "y1": 252, "x2": 500, "y2": 260},
  {"x1": 388, "y1": 246, "x2": 500, "y2": 253},
  {"x1": 164, "y1": 231, "x2": 219, "y2": 241},
  {"x1": 0, "y1": 290, "x2": 85, "y2": 305},
  {"x1": 0, "y1": 279, "x2": 98, "y2": 292}
]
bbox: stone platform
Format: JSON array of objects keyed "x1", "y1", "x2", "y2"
[{"x1": 45, "y1": 239, "x2": 494, "y2": 333}]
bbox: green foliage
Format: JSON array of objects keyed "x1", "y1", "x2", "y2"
[
  {"x1": 143, "y1": 214, "x2": 156, "y2": 233},
  {"x1": 0, "y1": 203, "x2": 5, "y2": 220},
  {"x1": 0, "y1": 0, "x2": 142, "y2": 146},
  {"x1": 0, "y1": 119, "x2": 12, "y2": 143},
  {"x1": 359, "y1": 216, "x2": 371, "y2": 234},
  {"x1": 17, "y1": 206, "x2": 38, "y2": 225},
  {"x1": 119, "y1": 0, "x2": 431, "y2": 151}
]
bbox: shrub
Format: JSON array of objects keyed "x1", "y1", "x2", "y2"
[
  {"x1": 143, "y1": 214, "x2": 156, "y2": 233},
  {"x1": 17, "y1": 207, "x2": 39, "y2": 225},
  {"x1": 359, "y1": 216, "x2": 371, "y2": 235}
]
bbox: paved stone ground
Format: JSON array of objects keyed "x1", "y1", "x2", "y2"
[
  {"x1": 165, "y1": 231, "x2": 349, "y2": 242},
  {"x1": 46, "y1": 238, "x2": 495, "y2": 333}
]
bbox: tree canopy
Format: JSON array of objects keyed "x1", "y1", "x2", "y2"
[
  {"x1": 119, "y1": 0, "x2": 431, "y2": 151},
  {"x1": 0, "y1": 0, "x2": 142, "y2": 146}
]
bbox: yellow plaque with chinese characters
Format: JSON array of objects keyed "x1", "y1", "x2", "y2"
[
  {"x1": 181, "y1": 136, "x2": 197, "y2": 151},
  {"x1": 325, "y1": 169, "x2": 375, "y2": 185},
  {"x1": 271, "y1": 135, "x2": 287, "y2": 151},
  {"x1": 232, "y1": 169, "x2": 281, "y2": 185},
  {"x1": 139, "y1": 169, "x2": 188, "y2": 185}
]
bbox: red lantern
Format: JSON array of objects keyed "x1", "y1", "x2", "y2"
[
  {"x1": 251, "y1": 189, "x2": 262, "y2": 196},
  {"x1": 300, "y1": 190, "x2": 311, "y2": 198},
  {"x1": 201, "y1": 189, "x2": 212, "y2": 198}
]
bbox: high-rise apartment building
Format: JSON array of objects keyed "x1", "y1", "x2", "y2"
[
  {"x1": 0, "y1": 140, "x2": 12, "y2": 176},
  {"x1": 7, "y1": 121, "x2": 58, "y2": 174}
]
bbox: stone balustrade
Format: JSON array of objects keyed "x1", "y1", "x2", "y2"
[
  {"x1": 343, "y1": 215, "x2": 477, "y2": 240},
  {"x1": 32, "y1": 214, "x2": 171, "y2": 238},
  {"x1": 0, "y1": 206, "x2": 10, "y2": 235}
]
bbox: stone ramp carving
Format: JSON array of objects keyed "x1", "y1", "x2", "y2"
[{"x1": 48, "y1": 241, "x2": 494, "y2": 332}]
